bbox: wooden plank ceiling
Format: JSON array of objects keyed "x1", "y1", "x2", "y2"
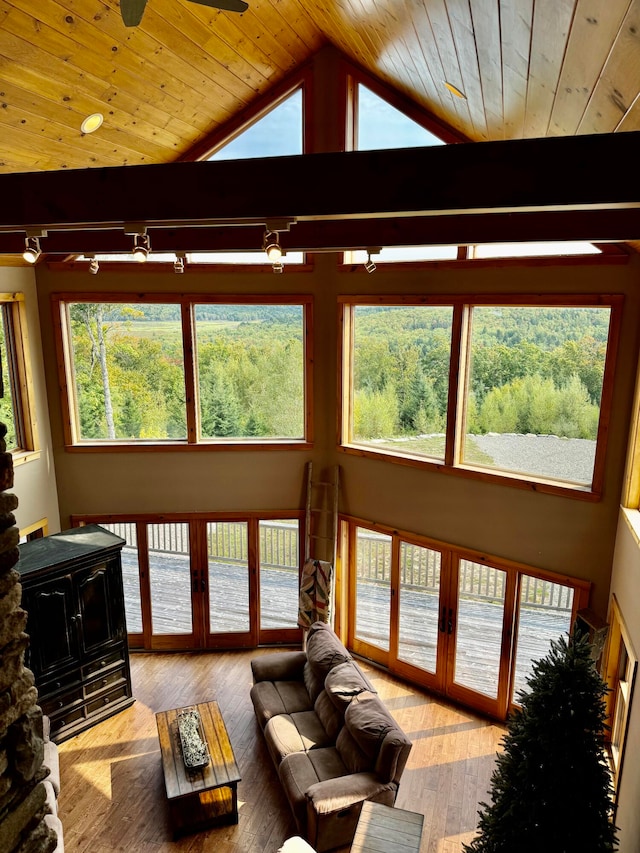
[{"x1": 1, "y1": 0, "x2": 640, "y2": 257}]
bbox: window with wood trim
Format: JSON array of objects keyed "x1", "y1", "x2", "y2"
[
  {"x1": 53, "y1": 294, "x2": 312, "y2": 448},
  {"x1": 604, "y1": 595, "x2": 637, "y2": 796},
  {"x1": 339, "y1": 295, "x2": 621, "y2": 497},
  {"x1": 0, "y1": 293, "x2": 38, "y2": 459}
]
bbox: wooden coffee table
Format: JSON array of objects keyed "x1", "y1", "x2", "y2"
[
  {"x1": 156, "y1": 700, "x2": 241, "y2": 839},
  {"x1": 351, "y1": 801, "x2": 424, "y2": 852}
]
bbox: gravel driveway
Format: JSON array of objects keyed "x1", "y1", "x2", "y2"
[{"x1": 470, "y1": 433, "x2": 595, "y2": 483}]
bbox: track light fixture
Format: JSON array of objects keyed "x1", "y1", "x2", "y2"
[
  {"x1": 272, "y1": 261, "x2": 284, "y2": 274},
  {"x1": 132, "y1": 231, "x2": 151, "y2": 262},
  {"x1": 263, "y1": 229, "x2": 282, "y2": 263},
  {"x1": 173, "y1": 252, "x2": 185, "y2": 274},
  {"x1": 86, "y1": 255, "x2": 100, "y2": 275},
  {"x1": 364, "y1": 250, "x2": 377, "y2": 273},
  {"x1": 22, "y1": 235, "x2": 41, "y2": 264}
]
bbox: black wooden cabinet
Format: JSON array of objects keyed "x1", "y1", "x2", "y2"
[{"x1": 18, "y1": 524, "x2": 134, "y2": 743}]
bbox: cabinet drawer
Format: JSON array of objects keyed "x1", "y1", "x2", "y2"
[
  {"x1": 84, "y1": 666, "x2": 127, "y2": 697},
  {"x1": 82, "y1": 649, "x2": 125, "y2": 678},
  {"x1": 85, "y1": 683, "x2": 130, "y2": 715},
  {"x1": 39, "y1": 669, "x2": 81, "y2": 697},
  {"x1": 40, "y1": 685, "x2": 84, "y2": 717},
  {"x1": 47, "y1": 703, "x2": 85, "y2": 733}
]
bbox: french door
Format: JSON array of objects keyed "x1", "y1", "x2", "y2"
[
  {"x1": 75, "y1": 513, "x2": 304, "y2": 650},
  {"x1": 345, "y1": 520, "x2": 589, "y2": 720}
]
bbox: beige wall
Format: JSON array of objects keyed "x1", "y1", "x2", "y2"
[
  {"x1": 34, "y1": 252, "x2": 640, "y2": 618},
  {"x1": 0, "y1": 266, "x2": 60, "y2": 535}
]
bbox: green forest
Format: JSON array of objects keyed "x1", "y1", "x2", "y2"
[
  {"x1": 69, "y1": 303, "x2": 304, "y2": 440},
  {"x1": 67, "y1": 302, "x2": 609, "y2": 445},
  {"x1": 352, "y1": 305, "x2": 608, "y2": 445}
]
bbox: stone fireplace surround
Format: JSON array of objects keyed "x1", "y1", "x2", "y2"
[{"x1": 0, "y1": 421, "x2": 62, "y2": 853}]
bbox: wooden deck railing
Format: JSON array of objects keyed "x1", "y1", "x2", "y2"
[{"x1": 106, "y1": 520, "x2": 573, "y2": 614}]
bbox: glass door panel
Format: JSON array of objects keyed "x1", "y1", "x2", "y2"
[
  {"x1": 454, "y1": 559, "x2": 506, "y2": 698},
  {"x1": 398, "y1": 542, "x2": 441, "y2": 674},
  {"x1": 354, "y1": 527, "x2": 391, "y2": 653},
  {"x1": 259, "y1": 519, "x2": 300, "y2": 630},
  {"x1": 99, "y1": 521, "x2": 142, "y2": 636},
  {"x1": 148, "y1": 522, "x2": 193, "y2": 636},
  {"x1": 206, "y1": 521, "x2": 250, "y2": 634},
  {"x1": 512, "y1": 576, "x2": 574, "y2": 702}
]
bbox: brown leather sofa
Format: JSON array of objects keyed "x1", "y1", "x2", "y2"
[{"x1": 250, "y1": 622, "x2": 413, "y2": 852}]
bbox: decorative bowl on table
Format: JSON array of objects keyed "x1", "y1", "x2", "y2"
[{"x1": 177, "y1": 707, "x2": 210, "y2": 770}]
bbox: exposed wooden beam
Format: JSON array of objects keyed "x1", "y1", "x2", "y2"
[{"x1": 1, "y1": 132, "x2": 639, "y2": 253}]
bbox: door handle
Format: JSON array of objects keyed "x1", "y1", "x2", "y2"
[
  {"x1": 447, "y1": 608, "x2": 454, "y2": 635},
  {"x1": 439, "y1": 606, "x2": 447, "y2": 633}
]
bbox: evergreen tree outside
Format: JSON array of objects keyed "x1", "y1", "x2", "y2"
[{"x1": 463, "y1": 630, "x2": 618, "y2": 853}]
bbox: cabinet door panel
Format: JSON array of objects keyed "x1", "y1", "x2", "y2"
[
  {"x1": 25, "y1": 575, "x2": 79, "y2": 676},
  {"x1": 77, "y1": 562, "x2": 114, "y2": 653}
]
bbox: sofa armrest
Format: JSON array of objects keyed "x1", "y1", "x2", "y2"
[
  {"x1": 305, "y1": 773, "x2": 398, "y2": 852},
  {"x1": 305, "y1": 772, "x2": 397, "y2": 816},
  {"x1": 251, "y1": 651, "x2": 308, "y2": 683}
]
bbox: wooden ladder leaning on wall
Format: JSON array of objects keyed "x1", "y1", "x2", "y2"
[{"x1": 299, "y1": 462, "x2": 340, "y2": 646}]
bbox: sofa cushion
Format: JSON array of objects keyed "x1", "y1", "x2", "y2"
[
  {"x1": 265, "y1": 710, "x2": 335, "y2": 764},
  {"x1": 334, "y1": 726, "x2": 374, "y2": 775},
  {"x1": 306, "y1": 622, "x2": 351, "y2": 680},
  {"x1": 324, "y1": 661, "x2": 373, "y2": 713},
  {"x1": 313, "y1": 690, "x2": 343, "y2": 742},
  {"x1": 278, "y1": 750, "x2": 327, "y2": 832},
  {"x1": 303, "y1": 662, "x2": 326, "y2": 705},
  {"x1": 250, "y1": 679, "x2": 312, "y2": 730},
  {"x1": 343, "y1": 691, "x2": 412, "y2": 784}
]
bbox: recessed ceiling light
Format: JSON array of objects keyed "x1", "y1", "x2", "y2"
[
  {"x1": 81, "y1": 113, "x2": 104, "y2": 134},
  {"x1": 444, "y1": 81, "x2": 466, "y2": 100}
]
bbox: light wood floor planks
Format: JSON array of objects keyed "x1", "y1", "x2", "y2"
[{"x1": 56, "y1": 649, "x2": 505, "y2": 853}]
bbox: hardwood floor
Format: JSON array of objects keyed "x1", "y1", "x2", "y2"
[{"x1": 56, "y1": 649, "x2": 505, "y2": 853}]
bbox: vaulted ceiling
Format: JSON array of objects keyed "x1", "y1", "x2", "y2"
[
  {"x1": 2, "y1": 0, "x2": 640, "y2": 174},
  {"x1": 1, "y1": 0, "x2": 640, "y2": 260}
]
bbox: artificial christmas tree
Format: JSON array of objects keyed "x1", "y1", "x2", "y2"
[{"x1": 464, "y1": 629, "x2": 618, "y2": 853}]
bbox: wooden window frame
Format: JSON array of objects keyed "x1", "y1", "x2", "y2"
[
  {"x1": 0, "y1": 293, "x2": 39, "y2": 464},
  {"x1": 603, "y1": 594, "x2": 637, "y2": 798},
  {"x1": 339, "y1": 293, "x2": 622, "y2": 500},
  {"x1": 52, "y1": 292, "x2": 313, "y2": 451}
]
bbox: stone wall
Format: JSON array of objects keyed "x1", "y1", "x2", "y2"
[{"x1": 0, "y1": 423, "x2": 57, "y2": 853}]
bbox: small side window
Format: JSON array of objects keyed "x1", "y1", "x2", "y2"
[{"x1": 0, "y1": 294, "x2": 38, "y2": 458}]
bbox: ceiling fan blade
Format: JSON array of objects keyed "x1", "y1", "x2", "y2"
[
  {"x1": 189, "y1": 0, "x2": 249, "y2": 13},
  {"x1": 120, "y1": 0, "x2": 148, "y2": 26}
]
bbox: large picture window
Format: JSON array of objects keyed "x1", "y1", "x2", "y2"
[
  {"x1": 54, "y1": 295, "x2": 312, "y2": 448},
  {"x1": 340, "y1": 295, "x2": 621, "y2": 496}
]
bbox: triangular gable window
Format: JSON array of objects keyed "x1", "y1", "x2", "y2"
[
  {"x1": 356, "y1": 84, "x2": 445, "y2": 151},
  {"x1": 208, "y1": 88, "x2": 303, "y2": 161}
]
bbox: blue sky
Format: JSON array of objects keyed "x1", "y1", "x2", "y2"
[{"x1": 208, "y1": 83, "x2": 444, "y2": 161}]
